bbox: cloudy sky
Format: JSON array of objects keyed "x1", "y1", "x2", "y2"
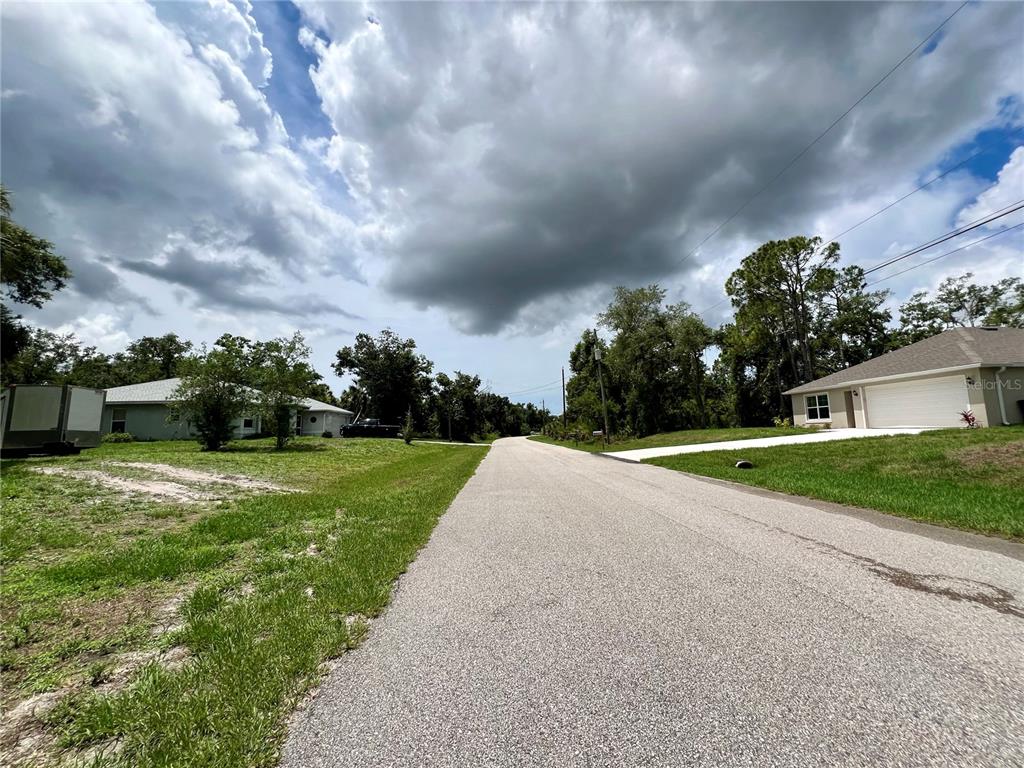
[{"x1": 2, "y1": 1, "x2": 1022, "y2": 405}]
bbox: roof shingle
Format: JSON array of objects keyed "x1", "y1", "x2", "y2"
[{"x1": 784, "y1": 326, "x2": 1024, "y2": 395}]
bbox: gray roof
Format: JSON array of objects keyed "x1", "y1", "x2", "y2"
[
  {"x1": 785, "y1": 326, "x2": 1024, "y2": 395},
  {"x1": 105, "y1": 377, "x2": 184, "y2": 404},
  {"x1": 106, "y1": 377, "x2": 352, "y2": 414},
  {"x1": 298, "y1": 397, "x2": 353, "y2": 415}
]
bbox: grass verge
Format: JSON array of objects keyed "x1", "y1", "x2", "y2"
[
  {"x1": 529, "y1": 426, "x2": 806, "y2": 453},
  {"x1": 645, "y1": 427, "x2": 1024, "y2": 539},
  {"x1": 1, "y1": 436, "x2": 486, "y2": 767}
]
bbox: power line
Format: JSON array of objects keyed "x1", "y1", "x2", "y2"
[
  {"x1": 862, "y1": 199, "x2": 1024, "y2": 275},
  {"x1": 865, "y1": 223, "x2": 1024, "y2": 287},
  {"x1": 679, "y1": 1, "x2": 969, "y2": 267},
  {"x1": 692, "y1": 195, "x2": 1021, "y2": 319},
  {"x1": 500, "y1": 379, "x2": 561, "y2": 397},
  {"x1": 822, "y1": 147, "x2": 991, "y2": 245}
]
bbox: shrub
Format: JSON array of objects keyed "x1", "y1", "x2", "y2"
[
  {"x1": 101, "y1": 432, "x2": 134, "y2": 443},
  {"x1": 959, "y1": 409, "x2": 978, "y2": 428},
  {"x1": 772, "y1": 416, "x2": 792, "y2": 428},
  {"x1": 321, "y1": 430, "x2": 333, "y2": 438},
  {"x1": 402, "y1": 408, "x2": 414, "y2": 445}
]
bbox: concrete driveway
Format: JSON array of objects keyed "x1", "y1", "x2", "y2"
[
  {"x1": 282, "y1": 436, "x2": 1024, "y2": 768},
  {"x1": 604, "y1": 427, "x2": 929, "y2": 462}
]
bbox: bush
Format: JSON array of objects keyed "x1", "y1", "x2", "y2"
[
  {"x1": 101, "y1": 432, "x2": 134, "y2": 443},
  {"x1": 402, "y1": 408, "x2": 414, "y2": 445},
  {"x1": 773, "y1": 416, "x2": 792, "y2": 428},
  {"x1": 321, "y1": 430, "x2": 333, "y2": 438}
]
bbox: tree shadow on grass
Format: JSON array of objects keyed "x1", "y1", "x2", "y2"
[{"x1": 221, "y1": 442, "x2": 328, "y2": 454}]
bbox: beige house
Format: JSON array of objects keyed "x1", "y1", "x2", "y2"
[{"x1": 785, "y1": 326, "x2": 1024, "y2": 429}]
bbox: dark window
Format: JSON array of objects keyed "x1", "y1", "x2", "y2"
[
  {"x1": 805, "y1": 394, "x2": 830, "y2": 421},
  {"x1": 111, "y1": 408, "x2": 127, "y2": 433},
  {"x1": 243, "y1": 417, "x2": 254, "y2": 429},
  {"x1": 309, "y1": 415, "x2": 317, "y2": 424}
]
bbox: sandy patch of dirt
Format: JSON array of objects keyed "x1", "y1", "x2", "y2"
[
  {"x1": 32, "y1": 467, "x2": 217, "y2": 503},
  {"x1": 106, "y1": 462, "x2": 296, "y2": 493}
]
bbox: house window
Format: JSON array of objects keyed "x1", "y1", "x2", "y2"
[
  {"x1": 242, "y1": 417, "x2": 254, "y2": 429},
  {"x1": 805, "y1": 394, "x2": 830, "y2": 421},
  {"x1": 111, "y1": 408, "x2": 127, "y2": 433},
  {"x1": 309, "y1": 415, "x2": 317, "y2": 424}
]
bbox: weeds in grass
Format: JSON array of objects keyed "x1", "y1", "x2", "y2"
[{"x1": 1, "y1": 437, "x2": 486, "y2": 767}]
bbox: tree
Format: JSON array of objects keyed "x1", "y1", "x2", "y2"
[
  {"x1": 817, "y1": 265, "x2": 891, "y2": 368},
  {"x1": 896, "y1": 274, "x2": 1023, "y2": 344},
  {"x1": 246, "y1": 333, "x2": 321, "y2": 449},
  {"x1": 113, "y1": 334, "x2": 193, "y2": 384},
  {"x1": 984, "y1": 277, "x2": 1023, "y2": 327},
  {"x1": 595, "y1": 286, "x2": 713, "y2": 437},
  {"x1": 1, "y1": 327, "x2": 119, "y2": 388},
  {"x1": 1, "y1": 186, "x2": 71, "y2": 364},
  {"x1": 565, "y1": 328, "x2": 617, "y2": 434},
  {"x1": 305, "y1": 382, "x2": 338, "y2": 405},
  {"x1": 172, "y1": 344, "x2": 252, "y2": 451},
  {"x1": 333, "y1": 330, "x2": 433, "y2": 425},
  {"x1": 433, "y1": 371, "x2": 481, "y2": 441}
]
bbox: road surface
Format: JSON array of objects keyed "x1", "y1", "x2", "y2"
[{"x1": 283, "y1": 436, "x2": 1024, "y2": 767}]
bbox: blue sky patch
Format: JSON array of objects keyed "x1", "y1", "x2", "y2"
[{"x1": 251, "y1": 0, "x2": 331, "y2": 141}]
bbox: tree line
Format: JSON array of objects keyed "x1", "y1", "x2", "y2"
[
  {"x1": 3, "y1": 186, "x2": 1020, "y2": 445},
  {"x1": 1, "y1": 187, "x2": 550, "y2": 449},
  {"x1": 563, "y1": 237, "x2": 1022, "y2": 438}
]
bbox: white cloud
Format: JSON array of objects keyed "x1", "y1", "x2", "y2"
[
  {"x1": 957, "y1": 146, "x2": 1024, "y2": 226},
  {"x1": 54, "y1": 314, "x2": 132, "y2": 354}
]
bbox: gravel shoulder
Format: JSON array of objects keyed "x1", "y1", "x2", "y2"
[{"x1": 282, "y1": 436, "x2": 1024, "y2": 768}]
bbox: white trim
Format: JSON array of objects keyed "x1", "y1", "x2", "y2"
[{"x1": 804, "y1": 392, "x2": 832, "y2": 422}]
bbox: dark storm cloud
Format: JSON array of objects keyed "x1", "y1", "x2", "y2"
[
  {"x1": 304, "y1": 1, "x2": 1023, "y2": 332},
  {"x1": 123, "y1": 248, "x2": 362, "y2": 319}
]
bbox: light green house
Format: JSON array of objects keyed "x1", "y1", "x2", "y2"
[{"x1": 103, "y1": 378, "x2": 353, "y2": 441}]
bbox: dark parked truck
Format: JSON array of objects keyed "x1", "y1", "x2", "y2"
[
  {"x1": 0, "y1": 385, "x2": 106, "y2": 457},
  {"x1": 340, "y1": 418, "x2": 402, "y2": 438}
]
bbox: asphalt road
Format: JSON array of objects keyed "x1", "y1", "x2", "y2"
[{"x1": 282, "y1": 436, "x2": 1024, "y2": 767}]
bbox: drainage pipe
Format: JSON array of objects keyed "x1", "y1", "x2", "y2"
[{"x1": 994, "y1": 366, "x2": 1010, "y2": 426}]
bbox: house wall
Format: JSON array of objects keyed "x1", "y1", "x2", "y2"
[
  {"x1": 102, "y1": 404, "x2": 262, "y2": 441},
  {"x1": 977, "y1": 366, "x2": 1024, "y2": 426},
  {"x1": 790, "y1": 388, "x2": 852, "y2": 428},
  {"x1": 793, "y1": 369, "x2": 993, "y2": 429},
  {"x1": 298, "y1": 410, "x2": 351, "y2": 436}
]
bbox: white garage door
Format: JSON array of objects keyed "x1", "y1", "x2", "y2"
[{"x1": 865, "y1": 375, "x2": 970, "y2": 428}]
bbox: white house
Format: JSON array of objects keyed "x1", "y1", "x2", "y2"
[
  {"x1": 295, "y1": 397, "x2": 353, "y2": 436},
  {"x1": 102, "y1": 378, "x2": 353, "y2": 440}
]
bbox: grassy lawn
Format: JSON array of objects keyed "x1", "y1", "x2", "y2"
[
  {"x1": 645, "y1": 427, "x2": 1024, "y2": 539},
  {"x1": 529, "y1": 426, "x2": 806, "y2": 453},
  {"x1": 0, "y1": 436, "x2": 486, "y2": 767}
]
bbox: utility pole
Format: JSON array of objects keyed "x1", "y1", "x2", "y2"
[
  {"x1": 561, "y1": 367, "x2": 567, "y2": 432},
  {"x1": 595, "y1": 347, "x2": 610, "y2": 447}
]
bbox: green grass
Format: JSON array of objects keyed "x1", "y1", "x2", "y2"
[
  {"x1": 529, "y1": 426, "x2": 807, "y2": 453},
  {"x1": 1, "y1": 436, "x2": 486, "y2": 767},
  {"x1": 645, "y1": 427, "x2": 1024, "y2": 539}
]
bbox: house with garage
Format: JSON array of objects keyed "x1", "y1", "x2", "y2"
[
  {"x1": 103, "y1": 378, "x2": 353, "y2": 440},
  {"x1": 785, "y1": 326, "x2": 1024, "y2": 429}
]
